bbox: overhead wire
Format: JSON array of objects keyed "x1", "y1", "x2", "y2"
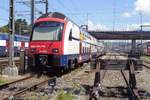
[
  {"x1": 113, "y1": 0, "x2": 116, "y2": 31},
  {"x1": 56, "y1": 0, "x2": 83, "y2": 24}
]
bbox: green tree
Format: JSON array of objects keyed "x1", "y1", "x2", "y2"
[
  {"x1": 0, "y1": 19, "x2": 30, "y2": 34},
  {"x1": 0, "y1": 24, "x2": 9, "y2": 33},
  {"x1": 15, "y1": 19, "x2": 29, "y2": 34}
]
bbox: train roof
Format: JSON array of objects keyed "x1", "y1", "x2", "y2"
[
  {"x1": 0, "y1": 33, "x2": 29, "y2": 41},
  {"x1": 37, "y1": 12, "x2": 98, "y2": 41},
  {"x1": 38, "y1": 12, "x2": 67, "y2": 20},
  {"x1": 0, "y1": 33, "x2": 9, "y2": 40}
]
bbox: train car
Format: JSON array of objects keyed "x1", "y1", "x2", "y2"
[
  {"x1": 0, "y1": 33, "x2": 29, "y2": 57},
  {"x1": 143, "y1": 42, "x2": 150, "y2": 55},
  {"x1": 137, "y1": 42, "x2": 150, "y2": 55},
  {"x1": 28, "y1": 12, "x2": 104, "y2": 72},
  {"x1": 14, "y1": 35, "x2": 29, "y2": 56},
  {"x1": 0, "y1": 33, "x2": 9, "y2": 56}
]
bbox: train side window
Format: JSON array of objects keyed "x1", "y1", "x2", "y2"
[{"x1": 69, "y1": 29, "x2": 72, "y2": 41}]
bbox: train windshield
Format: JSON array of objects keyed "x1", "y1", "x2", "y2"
[{"x1": 32, "y1": 21, "x2": 64, "y2": 41}]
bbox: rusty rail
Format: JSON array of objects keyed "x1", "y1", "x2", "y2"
[
  {"x1": 0, "y1": 56, "x2": 26, "y2": 74},
  {"x1": 143, "y1": 60, "x2": 150, "y2": 69},
  {"x1": 89, "y1": 59, "x2": 107, "y2": 100},
  {"x1": 0, "y1": 75, "x2": 33, "y2": 89},
  {"x1": 0, "y1": 59, "x2": 20, "y2": 74},
  {"x1": 3, "y1": 77, "x2": 56, "y2": 100},
  {"x1": 121, "y1": 60, "x2": 141, "y2": 100}
]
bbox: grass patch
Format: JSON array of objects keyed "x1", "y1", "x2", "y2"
[
  {"x1": 56, "y1": 90, "x2": 75, "y2": 100},
  {"x1": 141, "y1": 55, "x2": 150, "y2": 61},
  {"x1": 24, "y1": 92, "x2": 48, "y2": 100},
  {"x1": 0, "y1": 76, "x2": 7, "y2": 85},
  {"x1": 139, "y1": 78, "x2": 145, "y2": 83}
]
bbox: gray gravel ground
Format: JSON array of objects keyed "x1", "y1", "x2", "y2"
[
  {"x1": 136, "y1": 66, "x2": 150, "y2": 100},
  {"x1": 9, "y1": 63, "x2": 150, "y2": 100}
]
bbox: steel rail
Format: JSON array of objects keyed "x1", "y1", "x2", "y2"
[
  {"x1": 121, "y1": 61, "x2": 141, "y2": 100},
  {"x1": 0, "y1": 75, "x2": 33, "y2": 89},
  {"x1": 3, "y1": 77, "x2": 56, "y2": 100},
  {"x1": 143, "y1": 60, "x2": 150, "y2": 69}
]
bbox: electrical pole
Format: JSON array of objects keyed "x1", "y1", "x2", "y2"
[
  {"x1": 45, "y1": 0, "x2": 48, "y2": 14},
  {"x1": 140, "y1": 12, "x2": 143, "y2": 53},
  {"x1": 113, "y1": 0, "x2": 116, "y2": 31},
  {"x1": 9, "y1": 0, "x2": 15, "y2": 67},
  {"x1": 5, "y1": 0, "x2": 18, "y2": 76},
  {"x1": 86, "y1": 13, "x2": 88, "y2": 31},
  {"x1": 31, "y1": 0, "x2": 34, "y2": 27}
]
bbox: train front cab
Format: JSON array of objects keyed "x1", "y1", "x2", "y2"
[
  {"x1": 28, "y1": 18, "x2": 68, "y2": 72},
  {"x1": 28, "y1": 17, "x2": 99, "y2": 73}
]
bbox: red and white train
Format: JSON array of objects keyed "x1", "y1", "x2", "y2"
[
  {"x1": 143, "y1": 42, "x2": 150, "y2": 55},
  {"x1": 0, "y1": 33, "x2": 29, "y2": 57},
  {"x1": 28, "y1": 12, "x2": 104, "y2": 72},
  {"x1": 137, "y1": 42, "x2": 150, "y2": 55}
]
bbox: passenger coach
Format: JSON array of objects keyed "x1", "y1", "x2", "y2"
[{"x1": 28, "y1": 12, "x2": 104, "y2": 72}]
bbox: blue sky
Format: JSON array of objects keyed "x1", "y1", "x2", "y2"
[{"x1": 0, "y1": 0, "x2": 150, "y2": 31}]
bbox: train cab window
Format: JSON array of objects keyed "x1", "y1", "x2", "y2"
[
  {"x1": 69, "y1": 29, "x2": 72, "y2": 41},
  {"x1": 32, "y1": 21, "x2": 64, "y2": 41}
]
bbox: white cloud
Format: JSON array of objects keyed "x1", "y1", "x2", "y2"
[
  {"x1": 125, "y1": 24, "x2": 140, "y2": 31},
  {"x1": 121, "y1": 0, "x2": 150, "y2": 18},
  {"x1": 87, "y1": 20, "x2": 108, "y2": 31},
  {"x1": 135, "y1": 0, "x2": 150, "y2": 13},
  {"x1": 122, "y1": 12, "x2": 131, "y2": 18},
  {"x1": 86, "y1": 20, "x2": 150, "y2": 31}
]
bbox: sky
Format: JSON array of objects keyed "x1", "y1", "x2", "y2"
[{"x1": 0, "y1": 0, "x2": 150, "y2": 31}]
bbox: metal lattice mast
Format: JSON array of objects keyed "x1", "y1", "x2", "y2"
[
  {"x1": 45, "y1": 0, "x2": 48, "y2": 14},
  {"x1": 31, "y1": 0, "x2": 35, "y2": 27},
  {"x1": 9, "y1": 0, "x2": 15, "y2": 67}
]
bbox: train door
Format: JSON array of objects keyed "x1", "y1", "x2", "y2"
[{"x1": 79, "y1": 32, "x2": 83, "y2": 62}]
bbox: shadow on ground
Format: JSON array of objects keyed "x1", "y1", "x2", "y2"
[{"x1": 82, "y1": 85, "x2": 150, "y2": 99}]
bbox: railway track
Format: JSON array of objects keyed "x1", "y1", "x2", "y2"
[
  {"x1": 0, "y1": 75, "x2": 32, "y2": 89},
  {"x1": 0, "y1": 74, "x2": 53, "y2": 100},
  {"x1": 120, "y1": 61, "x2": 141, "y2": 100},
  {"x1": 143, "y1": 60, "x2": 150, "y2": 69},
  {"x1": 121, "y1": 70, "x2": 140, "y2": 100},
  {"x1": 89, "y1": 53, "x2": 142, "y2": 100},
  {"x1": 0, "y1": 62, "x2": 89, "y2": 100},
  {"x1": 0, "y1": 58, "x2": 21, "y2": 74}
]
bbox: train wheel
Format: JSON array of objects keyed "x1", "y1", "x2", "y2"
[
  {"x1": 68, "y1": 60, "x2": 75, "y2": 70},
  {"x1": 64, "y1": 65, "x2": 70, "y2": 73},
  {"x1": 59, "y1": 66, "x2": 67, "y2": 74},
  {"x1": 60, "y1": 67, "x2": 64, "y2": 74},
  {"x1": 74, "y1": 59, "x2": 78, "y2": 68},
  {"x1": 80, "y1": 63, "x2": 84, "y2": 67}
]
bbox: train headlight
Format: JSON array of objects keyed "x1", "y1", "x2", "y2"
[{"x1": 52, "y1": 48, "x2": 59, "y2": 53}]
